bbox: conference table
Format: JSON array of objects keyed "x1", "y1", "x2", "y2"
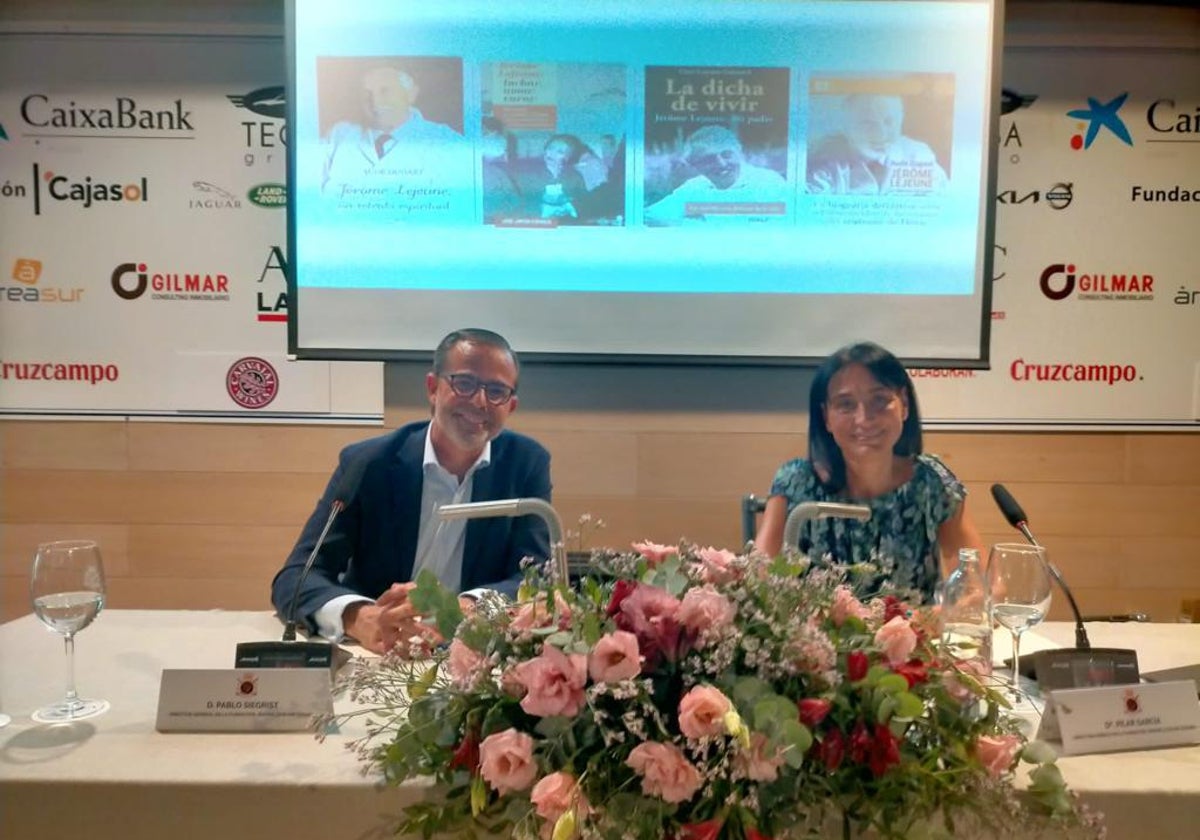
[{"x1": 1, "y1": 611, "x2": 1197, "y2": 840}]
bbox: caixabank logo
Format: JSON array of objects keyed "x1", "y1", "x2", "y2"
[
  {"x1": 30, "y1": 163, "x2": 148, "y2": 215},
  {"x1": 1066, "y1": 93, "x2": 1133, "y2": 150},
  {"x1": 1038, "y1": 263, "x2": 1154, "y2": 302},
  {"x1": 111, "y1": 262, "x2": 230, "y2": 302},
  {"x1": 19, "y1": 94, "x2": 194, "y2": 138},
  {"x1": 1068, "y1": 92, "x2": 1200, "y2": 150}
]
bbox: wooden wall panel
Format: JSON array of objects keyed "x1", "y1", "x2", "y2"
[{"x1": 2, "y1": 420, "x2": 1199, "y2": 625}]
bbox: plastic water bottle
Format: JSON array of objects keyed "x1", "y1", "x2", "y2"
[{"x1": 941, "y1": 548, "x2": 993, "y2": 674}]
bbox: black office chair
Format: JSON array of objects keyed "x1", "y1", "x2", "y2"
[{"x1": 740, "y1": 493, "x2": 767, "y2": 546}]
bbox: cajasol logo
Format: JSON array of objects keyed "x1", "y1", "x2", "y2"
[
  {"x1": 31, "y1": 163, "x2": 148, "y2": 214},
  {"x1": 248, "y1": 183, "x2": 286, "y2": 208}
]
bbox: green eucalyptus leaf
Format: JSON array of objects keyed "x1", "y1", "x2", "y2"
[{"x1": 1020, "y1": 740, "x2": 1058, "y2": 765}]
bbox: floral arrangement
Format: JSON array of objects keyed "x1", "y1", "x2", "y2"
[{"x1": 327, "y1": 543, "x2": 1103, "y2": 840}]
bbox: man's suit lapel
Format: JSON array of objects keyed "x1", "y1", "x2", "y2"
[{"x1": 391, "y1": 428, "x2": 426, "y2": 583}]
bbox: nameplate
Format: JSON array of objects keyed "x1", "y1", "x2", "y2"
[
  {"x1": 156, "y1": 668, "x2": 332, "y2": 732},
  {"x1": 1048, "y1": 680, "x2": 1200, "y2": 755}
]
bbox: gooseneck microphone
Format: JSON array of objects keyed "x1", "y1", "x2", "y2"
[
  {"x1": 235, "y1": 453, "x2": 371, "y2": 669},
  {"x1": 990, "y1": 483, "x2": 1090, "y2": 650}
]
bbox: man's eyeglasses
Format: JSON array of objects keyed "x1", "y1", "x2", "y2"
[{"x1": 441, "y1": 373, "x2": 516, "y2": 405}]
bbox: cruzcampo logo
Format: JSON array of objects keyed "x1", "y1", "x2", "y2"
[{"x1": 247, "y1": 182, "x2": 286, "y2": 208}]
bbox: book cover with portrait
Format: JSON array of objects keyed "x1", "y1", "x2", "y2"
[
  {"x1": 805, "y1": 73, "x2": 956, "y2": 196},
  {"x1": 480, "y1": 61, "x2": 626, "y2": 228},
  {"x1": 315, "y1": 55, "x2": 471, "y2": 221},
  {"x1": 643, "y1": 65, "x2": 791, "y2": 226}
]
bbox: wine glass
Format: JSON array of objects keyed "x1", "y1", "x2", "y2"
[
  {"x1": 987, "y1": 542, "x2": 1052, "y2": 700},
  {"x1": 29, "y1": 540, "x2": 110, "y2": 723}
]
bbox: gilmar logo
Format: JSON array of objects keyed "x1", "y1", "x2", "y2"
[
  {"x1": 111, "y1": 262, "x2": 230, "y2": 302},
  {"x1": 3, "y1": 258, "x2": 84, "y2": 303},
  {"x1": 1066, "y1": 93, "x2": 1133, "y2": 150},
  {"x1": 1038, "y1": 263, "x2": 1154, "y2": 302},
  {"x1": 20, "y1": 94, "x2": 194, "y2": 137}
]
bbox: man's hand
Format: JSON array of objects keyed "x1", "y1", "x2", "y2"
[{"x1": 343, "y1": 583, "x2": 443, "y2": 656}]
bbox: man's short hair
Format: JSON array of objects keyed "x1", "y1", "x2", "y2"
[
  {"x1": 364, "y1": 66, "x2": 417, "y2": 93},
  {"x1": 433, "y1": 328, "x2": 519, "y2": 378},
  {"x1": 684, "y1": 125, "x2": 742, "y2": 162}
]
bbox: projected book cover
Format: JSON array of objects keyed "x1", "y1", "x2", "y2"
[
  {"x1": 805, "y1": 73, "x2": 956, "y2": 197},
  {"x1": 481, "y1": 61, "x2": 627, "y2": 228},
  {"x1": 314, "y1": 55, "x2": 472, "y2": 221},
  {"x1": 643, "y1": 66, "x2": 791, "y2": 226}
]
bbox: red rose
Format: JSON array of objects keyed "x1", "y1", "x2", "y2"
[
  {"x1": 883, "y1": 595, "x2": 908, "y2": 623},
  {"x1": 677, "y1": 819, "x2": 722, "y2": 840},
  {"x1": 448, "y1": 732, "x2": 480, "y2": 774},
  {"x1": 606, "y1": 579, "x2": 638, "y2": 617},
  {"x1": 797, "y1": 697, "x2": 832, "y2": 728},
  {"x1": 817, "y1": 727, "x2": 845, "y2": 771},
  {"x1": 846, "y1": 650, "x2": 869, "y2": 682},
  {"x1": 893, "y1": 658, "x2": 928, "y2": 688},
  {"x1": 868, "y1": 724, "x2": 901, "y2": 778},
  {"x1": 848, "y1": 721, "x2": 873, "y2": 764}
]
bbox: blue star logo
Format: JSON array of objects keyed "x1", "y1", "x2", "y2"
[{"x1": 1066, "y1": 93, "x2": 1133, "y2": 149}]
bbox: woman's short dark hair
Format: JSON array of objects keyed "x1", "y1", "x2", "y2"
[
  {"x1": 544, "y1": 134, "x2": 586, "y2": 165},
  {"x1": 807, "y1": 341, "x2": 923, "y2": 492}
]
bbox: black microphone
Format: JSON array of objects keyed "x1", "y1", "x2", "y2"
[
  {"x1": 235, "y1": 453, "x2": 371, "y2": 670},
  {"x1": 989, "y1": 484, "x2": 1140, "y2": 687},
  {"x1": 990, "y1": 483, "x2": 1089, "y2": 650}
]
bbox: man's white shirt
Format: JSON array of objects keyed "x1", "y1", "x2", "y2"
[{"x1": 313, "y1": 427, "x2": 490, "y2": 641}]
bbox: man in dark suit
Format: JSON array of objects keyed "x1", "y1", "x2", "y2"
[{"x1": 271, "y1": 328, "x2": 551, "y2": 653}]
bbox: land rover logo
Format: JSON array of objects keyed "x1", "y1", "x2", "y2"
[{"x1": 248, "y1": 183, "x2": 286, "y2": 208}]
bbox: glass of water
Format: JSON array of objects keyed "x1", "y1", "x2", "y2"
[
  {"x1": 987, "y1": 542, "x2": 1052, "y2": 699},
  {"x1": 29, "y1": 540, "x2": 110, "y2": 722}
]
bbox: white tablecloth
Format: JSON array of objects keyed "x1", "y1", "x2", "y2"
[{"x1": 1, "y1": 611, "x2": 1197, "y2": 839}]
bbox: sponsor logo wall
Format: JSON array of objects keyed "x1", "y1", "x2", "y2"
[
  {"x1": 914, "y1": 47, "x2": 1200, "y2": 427},
  {"x1": 0, "y1": 35, "x2": 1195, "y2": 427},
  {"x1": 0, "y1": 34, "x2": 380, "y2": 421}
]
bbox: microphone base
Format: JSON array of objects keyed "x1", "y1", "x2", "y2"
[
  {"x1": 1006, "y1": 647, "x2": 1140, "y2": 687},
  {"x1": 234, "y1": 640, "x2": 351, "y2": 671}
]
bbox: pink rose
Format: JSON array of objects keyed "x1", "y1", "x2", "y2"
[
  {"x1": 695, "y1": 546, "x2": 739, "y2": 583},
  {"x1": 874, "y1": 615, "x2": 918, "y2": 667},
  {"x1": 974, "y1": 734, "x2": 1021, "y2": 778},
  {"x1": 511, "y1": 591, "x2": 572, "y2": 635},
  {"x1": 678, "y1": 685, "x2": 733, "y2": 740},
  {"x1": 943, "y1": 657, "x2": 992, "y2": 703},
  {"x1": 531, "y1": 771, "x2": 590, "y2": 825},
  {"x1": 736, "y1": 732, "x2": 785, "y2": 782},
  {"x1": 511, "y1": 646, "x2": 588, "y2": 718},
  {"x1": 830, "y1": 585, "x2": 870, "y2": 627},
  {"x1": 447, "y1": 638, "x2": 488, "y2": 689},
  {"x1": 676, "y1": 587, "x2": 736, "y2": 636},
  {"x1": 617, "y1": 584, "x2": 682, "y2": 665},
  {"x1": 626, "y1": 741, "x2": 703, "y2": 803},
  {"x1": 478, "y1": 728, "x2": 537, "y2": 795},
  {"x1": 588, "y1": 630, "x2": 642, "y2": 683},
  {"x1": 909, "y1": 604, "x2": 943, "y2": 642},
  {"x1": 632, "y1": 540, "x2": 678, "y2": 566}
]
